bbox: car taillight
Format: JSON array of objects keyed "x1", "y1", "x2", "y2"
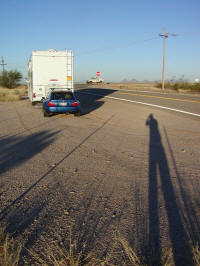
[
  {"x1": 33, "y1": 93, "x2": 36, "y2": 98},
  {"x1": 72, "y1": 101, "x2": 78, "y2": 107},
  {"x1": 48, "y1": 102, "x2": 56, "y2": 107}
]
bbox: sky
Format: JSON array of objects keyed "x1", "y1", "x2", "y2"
[{"x1": 0, "y1": 0, "x2": 200, "y2": 82}]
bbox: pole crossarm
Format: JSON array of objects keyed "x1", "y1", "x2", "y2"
[{"x1": 159, "y1": 34, "x2": 168, "y2": 38}]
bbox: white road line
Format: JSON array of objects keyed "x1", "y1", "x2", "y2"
[
  {"x1": 79, "y1": 91, "x2": 200, "y2": 118},
  {"x1": 114, "y1": 89, "x2": 163, "y2": 94},
  {"x1": 110, "y1": 88, "x2": 200, "y2": 97}
]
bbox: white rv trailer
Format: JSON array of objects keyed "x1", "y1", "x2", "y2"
[{"x1": 28, "y1": 49, "x2": 74, "y2": 104}]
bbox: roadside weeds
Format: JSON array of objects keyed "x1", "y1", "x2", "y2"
[
  {"x1": 1, "y1": 226, "x2": 200, "y2": 266},
  {"x1": 0, "y1": 86, "x2": 27, "y2": 102}
]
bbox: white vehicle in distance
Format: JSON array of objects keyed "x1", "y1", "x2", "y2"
[
  {"x1": 86, "y1": 77, "x2": 104, "y2": 84},
  {"x1": 28, "y1": 49, "x2": 74, "y2": 105}
]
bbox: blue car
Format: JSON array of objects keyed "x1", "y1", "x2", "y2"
[{"x1": 42, "y1": 90, "x2": 81, "y2": 117}]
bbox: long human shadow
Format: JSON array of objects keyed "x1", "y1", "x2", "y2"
[
  {"x1": 146, "y1": 114, "x2": 193, "y2": 266},
  {"x1": 75, "y1": 87, "x2": 117, "y2": 115}
]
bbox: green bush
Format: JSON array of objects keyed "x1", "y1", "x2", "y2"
[{"x1": 0, "y1": 70, "x2": 22, "y2": 89}]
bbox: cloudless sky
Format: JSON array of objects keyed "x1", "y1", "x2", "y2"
[{"x1": 0, "y1": 0, "x2": 200, "y2": 82}]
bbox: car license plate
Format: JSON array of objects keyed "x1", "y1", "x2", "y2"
[{"x1": 60, "y1": 102, "x2": 67, "y2": 106}]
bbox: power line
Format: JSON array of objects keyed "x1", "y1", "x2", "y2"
[{"x1": 76, "y1": 36, "x2": 160, "y2": 57}]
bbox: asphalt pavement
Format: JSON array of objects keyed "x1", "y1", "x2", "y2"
[{"x1": 76, "y1": 86, "x2": 200, "y2": 117}]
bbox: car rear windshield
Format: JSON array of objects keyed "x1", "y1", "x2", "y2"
[{"x1": 52, "y1": 92, "x2": 74, "y2": 100}]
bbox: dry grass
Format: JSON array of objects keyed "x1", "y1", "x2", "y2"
[
  {"x1": 118, "y1": 238, "x2": 145, "y2": 266},
  {"x1": 0, "y1": 85, "x2": 27, "y2": 102},
  {"x1": 92, "y1": 82, "x2": 158, "y2": 91},
  {"x1": 27, "y1": 240, "x2": 83, "y2": 266},
  {"x1": 0, "y1": 227, "x2": 21, "y2": 266},
  {"x1": 26, "y1": 231, "x2": 103, "y2": 266},
  {"x1": 0, "y1": 227, "x2": 200, "y2": 265},
  {"x1": 89, "y1": 82, "x2": 200, "y2": 94},
  {"x1": 26, "y1": 241, "x2": 200, "y2": 266},
  {"x1": 192, "y1": 245, "x2": 200, "y2": 266}
]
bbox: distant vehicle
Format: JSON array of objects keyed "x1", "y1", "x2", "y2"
[
  {"x1": 28, "y1": 49, "x2": 74, "y2": 104},
  {"x1": 42, "y1": 89, "x2": 81, "y2": 117},
  {"x1": 86, "y1": 77, "x2": 104, "y2": 84}
]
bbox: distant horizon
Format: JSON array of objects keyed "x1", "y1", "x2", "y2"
[
  {"x1": 8, "y1": 72, "x2": 200, "y2": 85},
  {"x1": 1, "y1": 59, "x2": 199, "y2": 84},
  {"x1": 74, "y1": 77, "x2": 198, "y2": 84}
]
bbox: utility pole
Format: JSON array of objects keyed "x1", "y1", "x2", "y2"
[
  {"x1": 159, "y1": 28, "x2": 177, "y2": 91},
  {"x1": 161, "y1": 28, "x2": 167, "y2": 91},
  {"x1": 0, "y1": 56, "x2": 7, "y2": 72}
]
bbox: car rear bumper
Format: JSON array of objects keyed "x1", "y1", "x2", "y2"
[{"x1": 44, "y1": 106, "x2": 79, "y2": 113}]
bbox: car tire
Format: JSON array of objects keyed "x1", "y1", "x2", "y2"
[
  {"x1": 43, "y1": 110, "x2": 50, "y2": 117},
  {"x1": 74, "y1": 111, "x2": 81, "y2": 117}
]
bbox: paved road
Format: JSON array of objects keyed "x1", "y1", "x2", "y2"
[
  {"x1": 76, "y1": 85, "x2": 200, "y2": 117},
  {"x1": 0, "y1": 90, "x2": 199, "y2": 265}
]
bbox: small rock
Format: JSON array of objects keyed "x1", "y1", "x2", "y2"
[
  {"x1": 181, "y1": 149, "x2": 186, "y2": 153},
  {"x1": 74, "y1": 168, "x2": 78, "y2": 173},
  {"x1": 67, "y1": 207, "x2": 72, "y2": 213},
  {"x1": 112, "y1": 211, "x2": 116, "y2": 218}
]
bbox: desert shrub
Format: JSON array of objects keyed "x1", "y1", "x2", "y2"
[
  {"x1": 172, "y1": 82, "x2": 179, "y2": 91},
  {"x1": 0, "y1": 70, "x2": 22, "y2": 89},
  {"x1": 155, "y1": 82, "x2": 162, "y2": 88},
  {"x1": 155, "y1": 82, "x2": 200, "y2": 92},
  {"x1": 192, "y1": 83, "x2": 200, "y2": 92}
]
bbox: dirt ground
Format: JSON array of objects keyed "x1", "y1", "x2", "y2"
[{"x1": 0, "y1": 89, "x2": 199, "y2": 265}]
